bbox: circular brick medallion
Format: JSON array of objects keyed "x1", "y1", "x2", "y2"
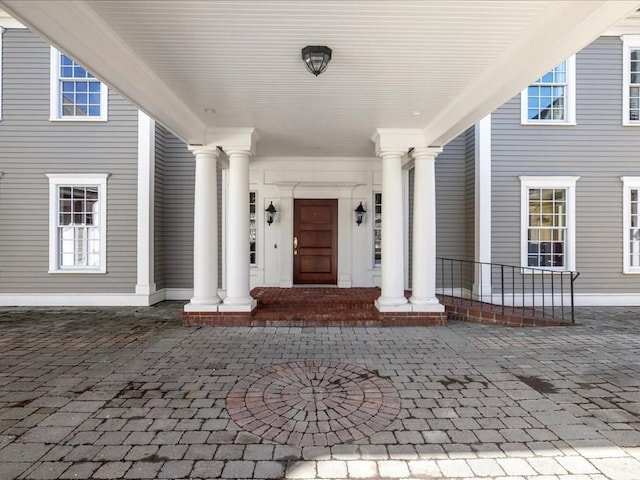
[{"x1": 226, "y1": 360, "x2": 401, "y2": 446}]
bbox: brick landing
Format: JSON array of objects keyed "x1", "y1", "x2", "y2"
[
  {"x1": 183, "y1": 287, "x2": 446, "y2": 327},
  {"x1": 182, "y1": 287, "x2": 573, "y2": 327}
]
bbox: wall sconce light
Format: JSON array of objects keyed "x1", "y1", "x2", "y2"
[
  {"x1": 354, "y1": 202, "x2": 366, "y2": 226},
  {"x1": 265, "y1": 201, "x2": 277, "y2": 226}
]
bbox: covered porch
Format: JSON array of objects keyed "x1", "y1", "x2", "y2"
[{"x1": 2, "y1": 0, "x2": 638, "y2": 317}]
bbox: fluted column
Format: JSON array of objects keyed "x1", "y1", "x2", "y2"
[
  {"x1": 184, "y1": 147, "x2": 220, "y2": 311},
  {"x1": 409, "y1": 147, "x2": 444, "y2": 312},
  {"x1": 375, "y1": 150, "x2": 410, "y2": 311},
  {"x1": 220, "y1": 149, "x2": 257, "y2": 311}
]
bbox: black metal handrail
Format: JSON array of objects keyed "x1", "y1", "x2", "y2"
[{"x1": 436, "y1": 257, "x2": 580, "y2": 323}]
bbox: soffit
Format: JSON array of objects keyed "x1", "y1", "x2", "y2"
[{"x1": 2, "y1": 1, "x2": 639, "y2": 156}]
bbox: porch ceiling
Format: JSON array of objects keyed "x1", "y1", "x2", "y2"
[{"x1": 2, "y1": 1, "x2": 639, "y2": 157}]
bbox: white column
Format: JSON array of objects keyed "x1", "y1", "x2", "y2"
[
  {"x1": 474, "y1": 115, "x2": 492, "y2": 298},
  {"x1": 375, "y1": 151, "x2": 410, "y2": 311},
  {"x1": 409, "y1": 147, "x2": 444, "y2": 312},
  {"x1": 184, "y1": 147, "x2": 220, "y2": 311},
  {"x1": 135, "y1": 111, "x2": 156, "y2": 298},
  {"x1": 220, "y1": 150, "x2": 257, "y2": 311}
]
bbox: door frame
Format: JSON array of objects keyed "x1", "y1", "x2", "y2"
[
  {"x1": 293, "y1": 198, "x2": 338, "y2": 285},
  {"x1": 273, "y1": 185, "x2": 359, "y2": 288}
]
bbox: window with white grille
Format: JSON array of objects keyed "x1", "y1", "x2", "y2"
[
  {"x1": 373, "y1": 192, "x2": 382, "y2": 266},
  {"x1": 623, "y1": 36, "x2": 640, "y2": 125},
  {"x1": 249, "y1": 191, "x2": 256, "y2": 266},
  {"x1": 50, "y1": 48, "x2": 108, "y2": 121},
  {"x1": 622, "y1": 177, "x2": 640, "y2": 273},
  {"x1": 520, "y1": 177, "x2": 578, "y2": 271},
  {"x1": 47, "y1": 174, "x2": 108, "y2": 273},
  {"x1": 521, "y1": 56, "x2": 575, "y2": 125}
]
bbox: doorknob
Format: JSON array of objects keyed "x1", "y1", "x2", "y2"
[{"x1": 293, "y1": 236, "x2": 298, "y2": 248}]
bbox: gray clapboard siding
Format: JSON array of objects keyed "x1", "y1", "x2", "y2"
[
  {"x1": 435, "y1": 133, "x2": 468, "y2": 260},
  {"x1": 464, "y1": 127, "x2": 475, "y2": 263},
  {"x1": 154, "y1": 125, "x2": 167, "y2": 290},
  {"x1": 492, "y1": 36, "x2": 640, "y2": 294},
  {"x1": 0, "y1": 29, "x2": 138, "y2": 293},
  {"x1": 161, "y1": 132, "x2": 195, "y2": 289}
]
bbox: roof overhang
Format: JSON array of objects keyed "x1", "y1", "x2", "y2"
[{"x1": 2, "y1": 1, "x2": 639, "y2": 156}]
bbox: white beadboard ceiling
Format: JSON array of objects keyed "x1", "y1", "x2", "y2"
[{"x1": 2, "y1": 1, "x2": 640, "y2": 157}]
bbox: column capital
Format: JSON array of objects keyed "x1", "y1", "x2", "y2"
[
  {"x1": 205, "y1": 127, "x2": 259, "y2": 156},
  {"x1": 188, "y1": 144, "x2": 222, "y2": 158},
  {"x1": 225, "y1": 149, "x2": 253, "y2": 159},
  {"x1": 411, "y1": 146, "x2": 443, "y2": 161},
  {"x1": 371, "y1": 128, "x2": 426, "y2": 157},
  {"x1": 377, "y1": 150, "x2": 406, "y2": 160}
]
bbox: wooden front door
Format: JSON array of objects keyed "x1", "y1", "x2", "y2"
[{"x1": 293, "y1": 199, "x2": 338, "y2": 284}]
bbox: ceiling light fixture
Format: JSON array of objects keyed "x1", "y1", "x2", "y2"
[{"x1": 301, "y1": 46, "x2": 332, "y2": 77}]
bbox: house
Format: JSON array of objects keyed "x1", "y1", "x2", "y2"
[{"x1": 1, "y1": 3, "x2": 640, "y2": 322}]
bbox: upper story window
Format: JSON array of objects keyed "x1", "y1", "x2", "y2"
[
  {"x1": 520, "y1": 176, "x2": 578, "y2": 271},
  {"x1": 622, "y1": 35, "x2": 640, "y2": 126},
  {"x1": 46, "y1": 174, "x2": 109, "y2": 273},
  {"x1": 373, "y1": 192, "x2": 382, "y2": 266},
  {"x1": 50, "y1": 48, "x2": 108, "y2": 121},
  {"x1": 521, "y1": 56, "x2": 576, "y2": 125},
  {"x1": 622, "y1": 177, "x2": 640, "y2": 273}
]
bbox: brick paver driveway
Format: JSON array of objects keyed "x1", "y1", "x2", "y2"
[{"x1": 1, "y1": 303, "x2": 640, "y2": 479}]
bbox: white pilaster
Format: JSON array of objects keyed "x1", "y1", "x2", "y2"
[
  {"x1": 409, "y1": 147, "x2": 444, "y2": 312},
  {"x1": 474, "y1": 114, "x2": 492, "y2": 298},
  {"x1": 375, "y1": 151, "x2": 410, "y2": 311},
  {"x1": 220, "y1": 150, "x2": 257, "y2": 311},
  {"x1": 278, "y1": 188, "x2": 294, "y2": 288},
  {"x1": 135, "y1": 111, "x2": 156, "y2": 296},
  {"x1": 184, "y1": 147, "x2": 221, "y2": 312}
]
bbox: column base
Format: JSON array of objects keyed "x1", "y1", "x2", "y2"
[
  {"x1": 408, "y1": 296, "x2": 445, "y2": 313},
  {"x1": 184, "y1": 300, "x2": 220, "y2": 313},
  {"x1": 375, "y1": 297, "x2": 411, "y2": 312},
  {"x1": 219, "y1": 298, "x2": 258, "y2": 312}
]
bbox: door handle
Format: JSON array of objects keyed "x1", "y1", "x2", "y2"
[{"x1": 293, "y1": 236, "x2": 298, "y2": 248}]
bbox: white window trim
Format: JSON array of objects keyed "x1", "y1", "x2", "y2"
[
  {"x1": 46, "y1": 173, "x2": 109, "y2": 274},
  {"x1": 622, "y1": 35, "x2": 640, "y2": 126},
  {"x1": 50, "y1": 47, "x2": 108, "y2": 122},
  {"x1": 520, "y1": 55, "x2": 576, "y2": 126},
  {"x1": 621, "y1": 176, "x2": 640, "y2": 273},
  {"x1": 519, "y1": 176, "x2": 579, "y2": 272}
]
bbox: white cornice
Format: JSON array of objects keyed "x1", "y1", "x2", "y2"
[
  {"x1": 205, "y1": 128, "x2": 260, "y2": 155},
  {"x1": 371, "y1": 129, "x2": 427, "y2": 157}
]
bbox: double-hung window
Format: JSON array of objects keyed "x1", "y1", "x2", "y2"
[
  {"x1": 373, "y1": 192, "x2": 382, "y2": 266},
  {"x1": 623, "y1": 35, "x2": 640, "y2": 125},
  {"x1": 47, "y1": 174, "x2": 108, "y2": 273},
  {"x1": 520, "y1": 177, "x2": 578, "y2": 271},
  {"x1": 50, "y1": 48, "x2": 108, "y2": 121},
  {"x1": 521, "y1": 56, "x2": 576, "y2": 125},
  {"x1": 622, "y1": 177, "x2": 640, "y2": 273}
]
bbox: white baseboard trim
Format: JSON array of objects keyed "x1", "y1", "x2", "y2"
[
  {"x1": 573, "y1": 293, "x2": 640, "y2": 307},
  {"x1": 2, "y1": 289, "x2": 640, "y2": 308},
  {"x1": 0, "y1": 292, "x2": 163, "y2": 307},
  {"x1": 165, "y1": 288, "x2": 193, "y2": 301}
]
